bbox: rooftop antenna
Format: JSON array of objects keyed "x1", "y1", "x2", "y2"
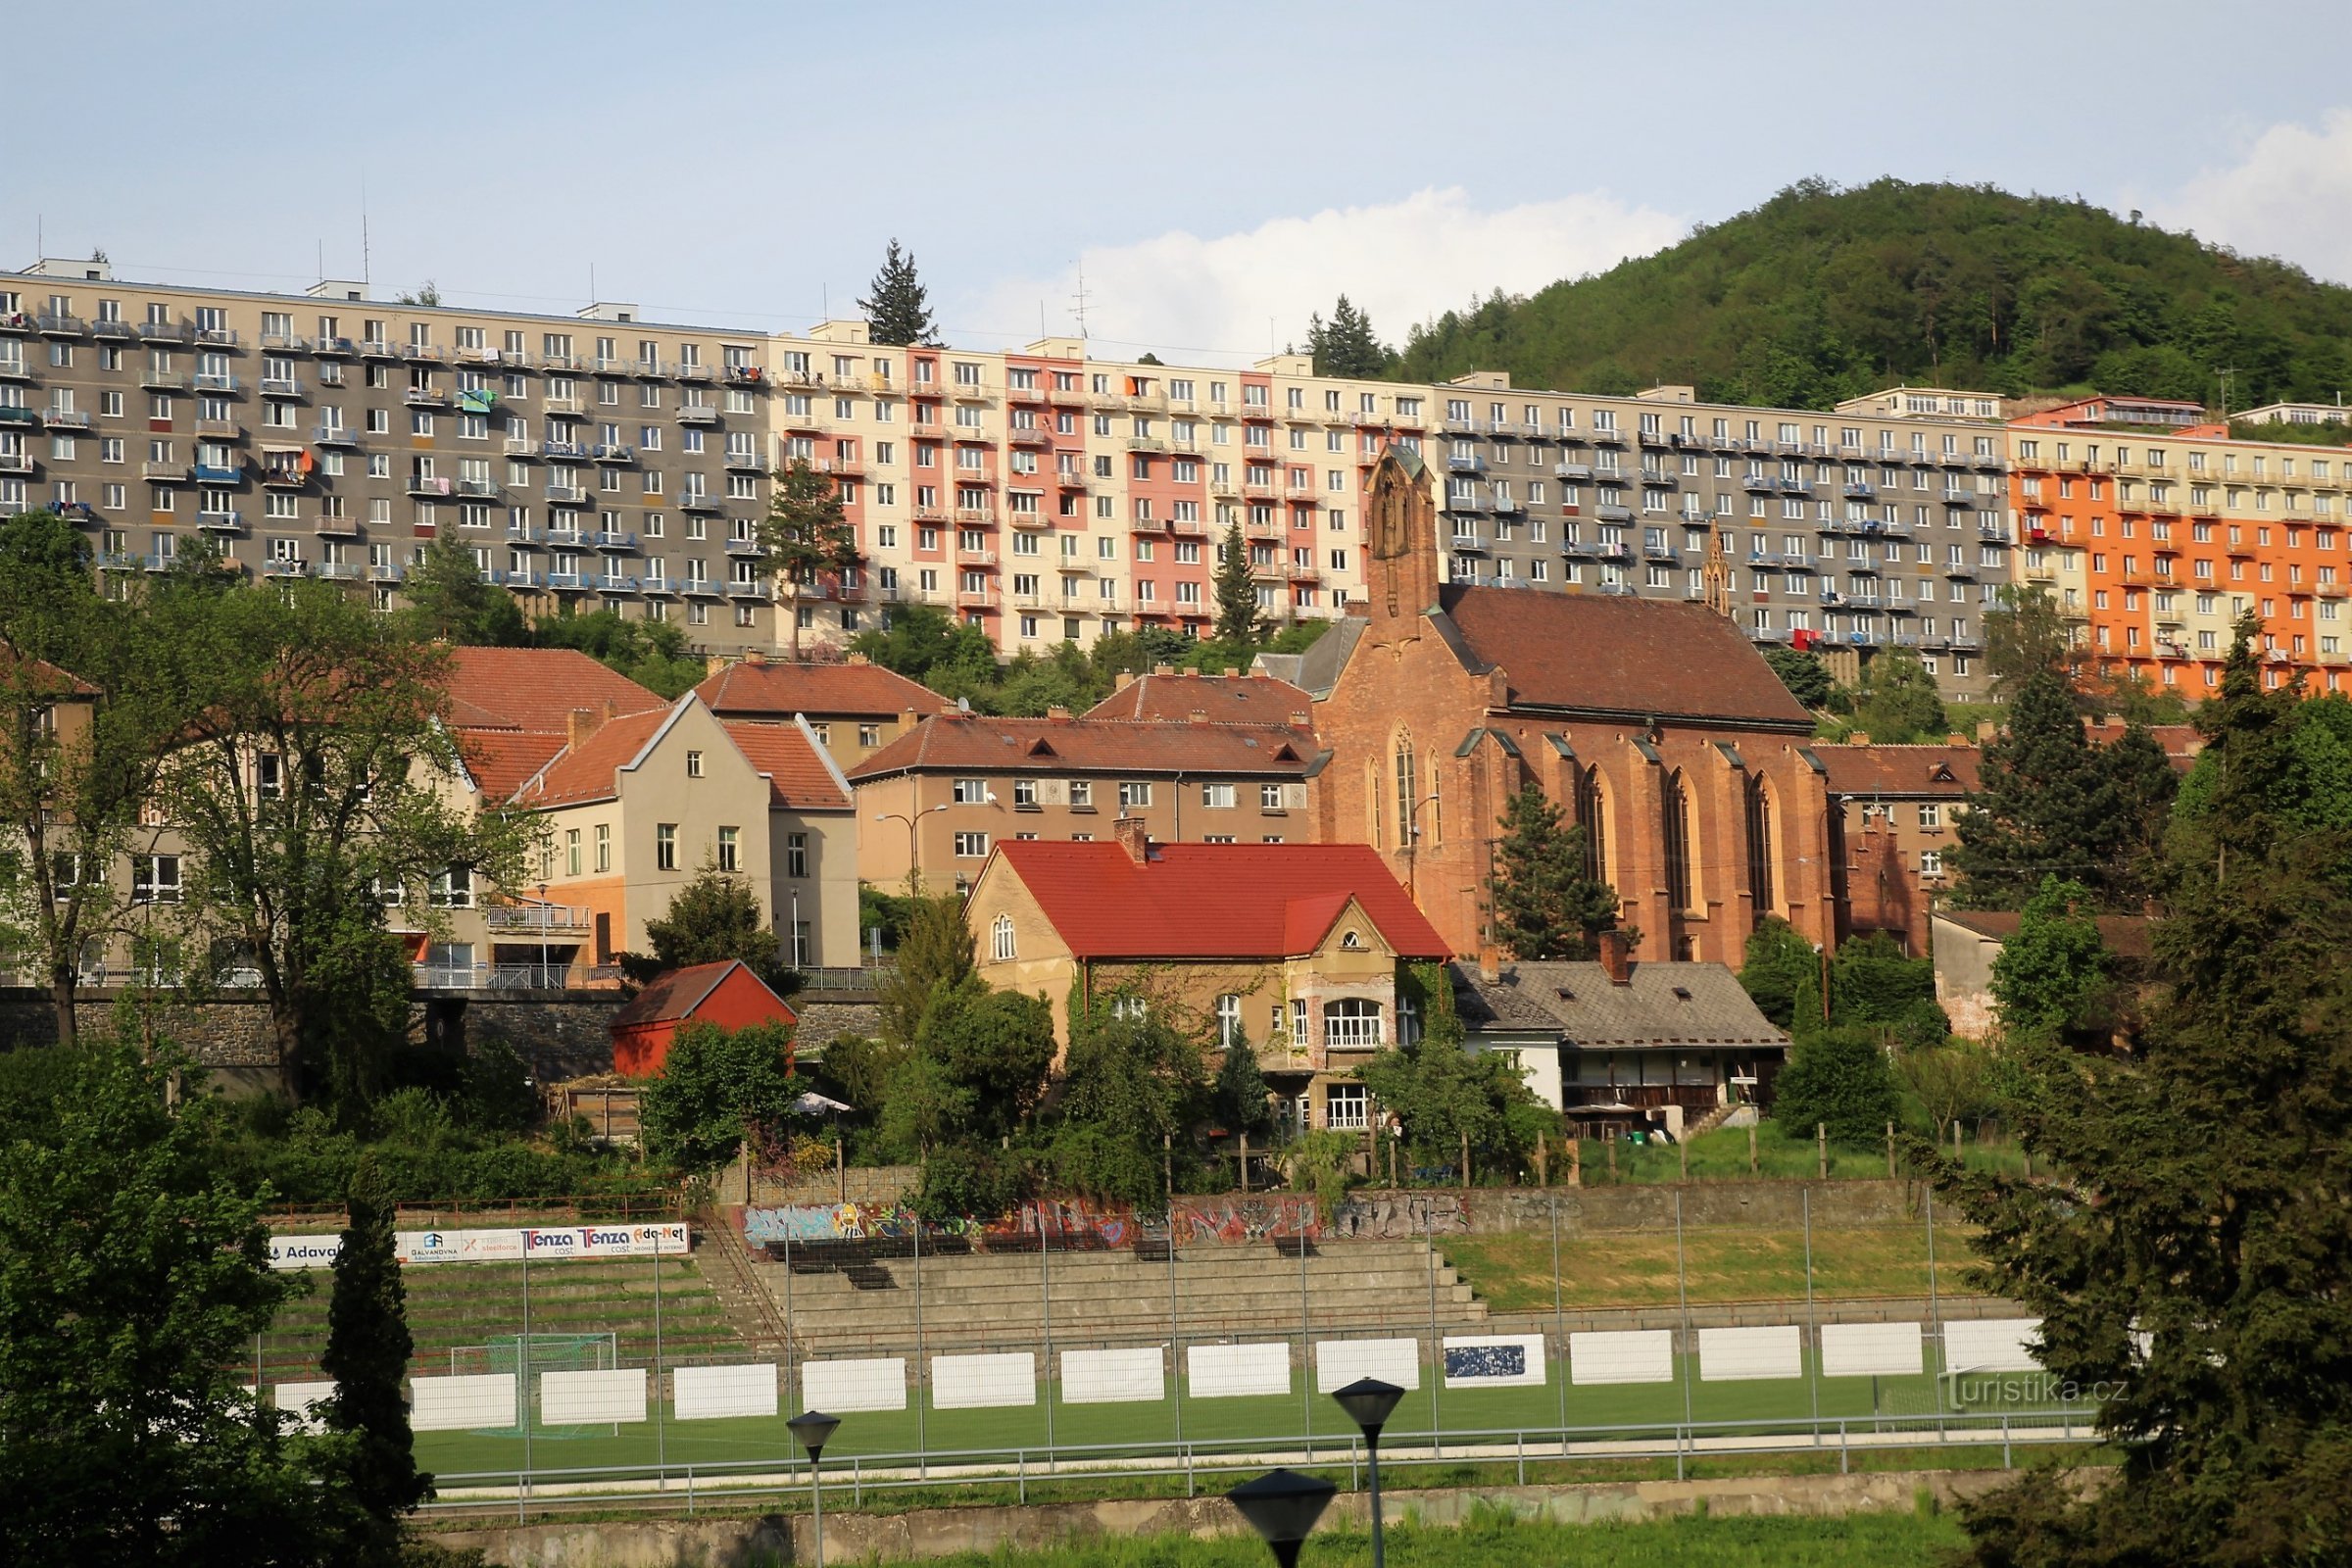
[
  {"x1": 317, "y1": 239, "x2": 324, "y2": 286},
  {"x1": 360, "y1": 174, "x2": 370, "y2": 288},
  {"x1": 1070, "y1": 264, "x2": 1092, "y2": 339},
  {"x1": 2218, "y1": 367, "x2": 2235, "y2": 422}
]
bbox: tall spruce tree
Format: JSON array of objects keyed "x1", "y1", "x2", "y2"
[
  {"x1": 1938, "y1": 617, "x2": 2352, "y2": 1565},
  {"x1": 858, "y1": 238, "x2": 938, "y2": 347},
  {"x1": 318, "y1": 1152, "x2": 430, "y2": 1564},
  {"x1": 1305, "y1": 296, "x2": 1391, "y2": 378},
  {"x1": 1211, "y1": 521, "x2": 1266, "y2": 648},
  {"x1": 1488, "y1": 784, "x2": 1620, "y2": 958},
  {"x1": 757, "y1": 459, "x2": 862, "y2": 660},
  {"x1": 1948, "y1": 667, "x2": 2124, "y2": 908}
]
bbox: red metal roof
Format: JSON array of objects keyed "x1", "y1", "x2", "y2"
[
  {"x1": 1437, "y1": 587, "x2": 1813, "y2": 727},
  {"x1": 609, "y1": 959, "x2": 795, "y2": 1029},
  {"x1": 695, "y1": 659, "x2": 954, "y2": 720},
  {"x1": 445, "y1": 647, "x2": 668, "y2": 733},
  {"x1": 1083, "y1": 671, "x2": 1311, "y2": 723},
  {"x1": 989, "y1": 841, "x2": 1447, "y2": 960},
  {"x1": 721, "y1": 720, "x2": 852, "y2": 811}
]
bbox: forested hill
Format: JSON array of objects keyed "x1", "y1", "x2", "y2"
[{"x1": 1392, "y1": 178, "x2": 2352, "y2": 414}]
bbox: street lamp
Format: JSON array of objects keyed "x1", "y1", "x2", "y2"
[
  {"x1": 535, "y1": 880, "x2": 550, "y2": 989},
  {"x1": 871, "y1": 803, "x2": 950, "y2": 891},
  {"x1": 1227, "y1": 1467, "x2": 1338, "y2": 1568},
  {"x1": 1331, "y1": 1377, "x2": 1404, "y2": 1568},
  {"x1": 1402, "y1": 793, "x2": 1443, "y2": 898},
  {"x1": 788, "y1": 1409, "x2": 842, "y2": 1568}
]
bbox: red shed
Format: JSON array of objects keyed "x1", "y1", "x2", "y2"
[{"x1": 609, "y1": 960, "x2": 797, "y2": 1078}]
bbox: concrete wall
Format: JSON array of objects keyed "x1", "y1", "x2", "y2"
[
  {"x1": 1327, "y1": 1179, "x2": 1924, "y2": 1239},
  {"x1": 431, "y1": 1465, "x2": 2032, "y2": 1565}
]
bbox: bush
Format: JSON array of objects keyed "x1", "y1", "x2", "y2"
[
  {"x1": 638, "y1": 1020, "x2": 800, "y2": 1171},
  {"x1": 1771, "y1": 1026, "x2": 1899, "y2": 1148}
]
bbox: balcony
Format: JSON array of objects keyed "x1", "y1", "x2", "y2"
[
  {"x1": 136, "y1": 318, "x2": 193, "y2": 345},
  {"x1": 725, "y1": 577, "x2": 769, "y2": 599},
  {"x1": 544, "y1": 571, "x2": 588, "y2": 593},
  {"x1": 0, "y1": 452, "x2": 30, "y2": 475},
  {"x1": 260, "y1": 558, "x2": 311, "y2": 579},
  {"x1": 89, "y1": 317, "x2": 132, "y2": 342},
  {"x1": 1447, "y1": 533, "x2": 1489, "y2": 555},
  {"x1": 368, "y1": 564, "x2": 404, "y2": 584},
  {"x1": 674, "y1": 363, "x2": 712, "y2": 383},
  {"x1": 312, "y1": 562, "x2": 365, "y2": 582},
  {"x1": 956, "y1": 588, "x2": 998, "y2": 608},
  {"x1": 677, "y1": 404, "x2": 720, "y2": 426},
  {"x1": 191, "y1": 463, "x2": 244, "y2": 484},
  {"x1": 1590, "y1": 426, "x2": 1627, "y2": 446},
  {"x1": 403, "y1": 387, "x2": 451, "y2": 410},
  {"x1": 192, "y1": 373, "x2": 239, "y2": 395},
  {"x1": 314, "y1": 335, "x2": 355, "y2": 358},
  {"x1": 1841, "y1": 482, "x2": 1876, "y2": 500},
  {"x1": 35, "y1": 314, "x2": 84, "y2": 338},
  {"x1": 721, "y1": 449, "x2": 764, "y2": 471},
  {"x1": 39, "y1": 409, "x2": 94, "y2": 432},
  {"x1": 722, "y1": 366, "x2": 767, "y2": 389},
  {"x1": 1945, "y1": 562, "x2": 1981, "y2": 579},
  {"x1": 590, "y1": 529, "x2": 638, "y2": 552},
  {"x1": 259, "y1": 376, "x2": 303, "y2": 399},
  {"x1": 956, "y1": 546, "x2": 998, "y2": 566},
  {"x1": 540, "y1": 484, "x2": 584, "y2": 504},
  {"x1": 1555, "y1": 463, "x2": 1592, "y2": 481},
  {"x1": 722, "y1": 535, "x2": 764, "y2": 557},
  {"x1": 358, "y1": 339, "x2": 398, "y2": 361},
  {"x1": 680, "y1": 493, "x2": 721, "y2": 513},
  {"x1": 398, "y1": 474, "x2": 450, "y2": 500},
  {"x1": 1594, "y1": 504, "x2": 1635, "y2": 523},
  {"x1": 539, "y1": 439, "x2": 587, "y2": 461},
  {"x1": 142, "y1": 461, "x2": 190, "y2": 482},
  {"x1": 137, "y1": 368, "x2": 193, "y2": 393},
  {"x1": 399, "y1": 343, "x2": 446, "y2": 366},
  {"x1": 594, "y1": 573, "x2": 640, "y2": 594},
  {"x1": 196, "y1": 510, "x2": 245, "y2": 533},
  {"x1": 314, "y1": 514, "x2": 360, "y2": 537},
  {"x1": 259, "y1": 466, "x2": 309, "y2": 490},
  {"x1": 641, "y1": 578, "x2": 678, "y2": 597},
  {"x1": 594, "y1": 443, "x2": 639, "y2": 465},
  {"x1": 1941, "y1": 490, "x2": 1978, "y2": 506}
]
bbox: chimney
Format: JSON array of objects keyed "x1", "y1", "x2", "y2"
[
  {"x1": 1114, "y1": 815, "x2": 1151, "y2": 863},
  {"x1": 1845, "y1": 731, "x2": 1870, "y2": 746},
  {"x1": 745, "y1": 649, "x2": 767, "y2": 665},
  {"x1": 847, "y1": 653, "x2": 870, "y2": 666},
  {"x1": 565, "y1": 707, "x2": 605, "y2": 750},
  {"x1": 1153, "y1": 662, "x2": 1176, "y2": 677},
  {"x1": 1290, "y1": 710, "x2": 1311, "y2": 728},
  {"x1": 1046, "y1": 705, "x2": 1072, "y2": 721},
  {"x1": 1947, "y1": 733, "x2": 1969, "y2": 747},
  {"x1": 1182, "y1": 666, "x2": 1199, "y2": 679},
  {"x1": 704, "y1": 654, "x2": 728, "y2": 676},
  {"x1": 2102, "y1": 711, "x2": 2124, "y2": 730},
  {"x1": 1222, "y1": 666, "x2": 1240, "y2": 678},
  {"x1": 1976, "y1": 719, "x2": 1997, "y2": 742},
  {"x1": 1190, "y1": 709, "x2": 1208, "y2": 724},
  {"x1": 1477, "y1": 943, "x2": 1500, "y2": 984},
  {"x1": 1597, "y1": 928, "x2": 1634, "y2": 985},
  {"x1": 899, "y1": 709, "x2": 920, "y2": 735},
  {"x1": 1114, "y1": 671, "x2": 1136, "y2": 690}
]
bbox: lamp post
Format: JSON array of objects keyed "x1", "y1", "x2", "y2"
[
  {"x1": 788, "y1": 1409, "x2": 841, "y2": 1568},
  {"x1": 1227, "y1": 1467, "x2": 1338, "y2": 1568},
  {"x1": 871, "y1": 803, "x2": 949, "y2": 892},
  {"x1": 1402, "y1": 793, "x2": 1443, "y2": 898},
  {"x1": 535, "y1": 880, "x2": 550, "y2": 989},
  {"x1": 1331, "y1": 1376, "x2": 1404, "y2": 1568}
]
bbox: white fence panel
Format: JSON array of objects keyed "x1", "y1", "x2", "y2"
[
  {"x1": 802, "y1": 1357, "x2": 907, "y2": 1413},
  {"x1": 273, "y1": 1380, "x2": 335, "y2": 1435},
  {"x1": 410, "y1": 1373, "x2": 516, "y2": 1432},
  {"x1": 673, "y1": 1363, "x2": 779, "y2": 1422},
  {"x1": 1945, "y1": 1318, "x2": 2043, "y2": 1374},
  {"x1": 1698, "y1": 1326, "x2": 1802, "y2": 1382},
  {"x1": 1820, "y1": 1321, "x2": 1924, "y2": 1378},
  {"x1": 1313, "y1": 1338, "x2": 1421, "y2": 1394},
  {"x1": 1442, "y1": 1333, "x2": 1546, "y2": 1389},
  {"x1": 1060, "y1": 1348, "x2": 1163, "y2": 1405},
  {"x1": 1186, "y1": 1342, "x2": 1291, "y2": 1398},
  {"x1": 932, "y1": 1352, "x2": 1037, "y2": 1410},
  {"x1": 1569, "y1": 1329, "x2": 1675, "y2": 1386},
  {"x1": 542, "y1": 1367, "x2": 646, "y2": 1425}
]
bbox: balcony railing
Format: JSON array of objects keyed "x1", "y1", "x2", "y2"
[{"x1": 1323, "y1": 1016, "x2": 1386, "y2": 1051}]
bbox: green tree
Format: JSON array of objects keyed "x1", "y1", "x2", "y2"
[
  {"x1": 1949, "y1": 668, "x2": 2124, "y2": 908},
  {"x1": 876, "y1": 890, "x2": 975, "y2": 1046},
  {"x1": 397, "y1": 529, "x2": 527, "y2": 646},
  {"x1": 1304, "y1": 295, "x2": 1392, "y2": 378},
  {"x1": 910, "y1": 976, "x2": 1054, "y2": 1142},
  {"x1": 1848, "y1": 650, "x2": 1947, "y2": 743},
  {"x1": 636, "y1": 863, "x2": 788, "y2": 990},
  {"x1": 1049, "y1": 1000, "x2": 1208, "y2": 1208},
  {"x1": 1738, "y1": 915, "x2": 1819, "y2": 1030},
  {"x1": 1769, "y1": 1026, "x2": 1898, "y2": 1147},
  {"x1": 1827, "y1": 929, "x2": 1936, "y2": 1026},
  {"x1": 858, "y1": 238, "x2": 939, "y2": 348},
  {"x1": 1988, "y1": 875, "x2": 2110, "y2": 1044},
  {"x1": 156, "y1": 578, "x2": 538, "y2": 1108},
  {"x1": 0, "y1": 1040, "x2": 337, "y2": 1565},
  {"x1": 1488, "y1": 784, "x2": 1619, "y2": 958},
  {"x1": 0, "y1": 511, "x2": 193, "y2": 1045},
  {"x1": 757, "y1": 460, "x2": 862, "y2": 661},
  {"x1": 2100, "y1": 719, "x2": 2179, "y2": 906},
  {"x1": 1982, "y1": 583, "x2": 2082, "y2": 700},
  {"x1": 318, "y1": 1153, "x2": 429, "y2": 1565},
  {"x1": 1893, "y1": 1038, "x2": 1994, "y2": 1149},
  {"x1": 1212, "y1": 1036, "x2": 1276, "y2": 1142},
  {"x1": 1211, "y1": 521, "x2": 1267, "y2": 649},
  {"x1": 1357, "y1": 989, "x2": 1548, "y2": 1180},
  {"x1": 531, "y1": 606, "x2": 704, "y2": 697},
  {"x1": 848, "y1": 602, "x2": 1000, "y2": 698},
  {"x1": 638, "y1": 1019, "x2": 800, "y2": 1170},
  {"x1": 1762, "y1": 645, "x2": 1835, "y2": 709},
  {"x1": 1936, "y1": 619, "x2": 2352, "y2": 1565}
]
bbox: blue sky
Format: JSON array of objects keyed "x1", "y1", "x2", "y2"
[{"x1": 15, "y1": 1, "x2": 2352, "y2": 364}]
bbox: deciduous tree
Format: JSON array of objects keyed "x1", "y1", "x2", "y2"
[
  {"x1": 639, "y1": 1019, "x2": 800, "y2": 1170},
  {"x1": 636, "y1": 863, "x2": 788, "y2": 991},
  {"x1": 1988, "y1": 875, "x2": 2110, "y2": 1044},
  {"x1": 1848, "y1": 650, "x2": 1947, "y2": 743},
  {"x1": 397, "y1": 529, "x2": 526, "y2": 647},
  {"x1": 1762, "y1": 645, "x2": 1835, "y2": 709}
]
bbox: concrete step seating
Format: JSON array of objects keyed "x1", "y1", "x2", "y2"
[{"x1": 753, "y1": 1237, "x2": 1487, "y2": 1353}]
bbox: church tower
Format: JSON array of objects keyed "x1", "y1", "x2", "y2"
[{"x1": 1362, "y1": 445, "x2": 1440, "y2": 635}]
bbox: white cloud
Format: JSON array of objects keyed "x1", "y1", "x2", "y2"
[
  {"x1": 2147, "y1": 111, "x2": 2352, "y2": 284},
  {"x1": 968, "y1": 186, "x2": 1687, "y2": 364}
]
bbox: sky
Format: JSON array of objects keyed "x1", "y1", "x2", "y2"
[{"x1": 13, "y1": 1, "x2": 2352, "y2": 367}]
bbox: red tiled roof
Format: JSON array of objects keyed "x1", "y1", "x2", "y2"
[
  {"x1": 460, "y1": 728, "x2": 568, "y2": 802},
  {"x1": 519, "y1": 707, "x2": 671, "y2": 808},
  {"x1": 445, "y1": 647, "x2": 667, "y2": 733},
  {"x1": 0, "y1": 648, "x2": 100, "y2": 699},
  {"x1": 848, "y1": 713, "x2": 1322, "y2": 782},
  {"x1": 2084, "y1": 719, "x2": 2204, "y2": 769},
  {"x1": 1083, "y1": 671, "x2": 1311, "y2": 723},
  {"x1": 695, "y1": 659, "x2": 954, "y2": 720},
  {"x1": 722, "y1": 720, "x2": 852, "y2": 811},
  {"x1": 989, "y1": 842, "x2": 1447, "y2": 960},
  {"x1": 610, "y1": 960, "x2": 793, "y2": 1029},
  {"x1": 1435, "y1": 588, "x2": 1814, "y2": 728},
  {"x1": 1817, "y1": 744, "x2": 1982, "y2": 798}
]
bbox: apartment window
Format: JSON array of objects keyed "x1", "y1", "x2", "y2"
[
  {"x1": 131, "y1": 854, "x2": 182, "y2": 906},
  {"x1": 1261, "y1": 783, "x2": 1285, "y2": 810},
  {"x1": 594, "y1": 823, "x2": 611, "y2": 873},
  {"x1": 564, "y1": 828, "x2": 582, "y2": 876},
  {"x1": 954, "y1": 830, "x2": 989, "y2": 858},
  {"x1": 1118, "y1": 781, "x2": 1152, "y2": 808},
  {"x1": 1919, "y1": 804, "x2": 1943, "y2": 830},
  {"x1": 656, "y1": 823, "x2": 677, "y2": 871},
  {"x1": 1068, "y1": 780, "x2": 1094, "y2": 809},
  {"x1": 1325, "y1": 1082, "x2": 1369, "y2": 1130},
  {"x1": 1921, "y1": 849, "x2": 1944, "y2": 878},
  {"x1": 1200, "y1": 781, "x2": 1236, "y2": 808},
  {"x1": 685, "y1": 750, "x2": 704, "y2": 778},
  {"x1": 255, "y1": 754, "x2": 283, "y2": 801},
  {"x1": 716, "y1": 825, "x2": 740, "y2": 872},
  {"x1": 1216, "y1": 993, "x2": 1244, "y2": 1048},
  {"x1": 428, "y1": 867, "x2": 473, "y2": 909},
  {"x1": 858, "y1": 723, "x2": 882, "y2": 748},
  {"x1": 784, "y1": 831, "x2": 808, "y2": 880},
  {"x1": 952, "y1": 776, "x2": 990, "y2": 805},
  {"x1": 992, "y1": 913, "x2": 1016, "y2": 962}
]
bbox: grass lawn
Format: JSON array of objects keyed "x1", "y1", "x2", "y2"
[
  {"x1": 1568, "y1": 1121, "x2": 2028, "y2": 1186},
  {"x1": 1443, "y1": 1226, "x2": 1982, "y2": 1314}
]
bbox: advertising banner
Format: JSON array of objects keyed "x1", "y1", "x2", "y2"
[{"x1": 269, "y1": 1223, "x2": 688, "y2": 1270}]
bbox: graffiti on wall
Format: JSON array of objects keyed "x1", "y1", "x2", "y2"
[
  {"x1": 745, "y1": 1200, "x2": 924, "y2": 1246},
  {"x1": 1329, "y1": 1191, "x2": 1471, "y2": 1239},
  {"x1": 742, "y1": 1193, "x2": 1324, "y2": 1249},
  {"x1": 1170, "y1": 1194, "x2": 1320, "y2": 1244}
]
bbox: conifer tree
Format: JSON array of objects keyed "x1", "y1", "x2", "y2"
[
  {"x1": 1948, "y1": 668, "x2": 2123, "y2": 907},
  {"x1": 1938, "y1": 617, "x2": 2352, "y2": 1564},
  {"x1": 858, "y1": 238, "x2": 938, "y2": 347},
  {"x1": 1305, "y1": 295, "x2": 1391, "y2": 378},
  {"x1": 1211, "y1": 521, "x2": 1266, "y2": 649},
  {"x1": 319, "y1": 1152, "x2": 429, "y2": 1563},
  {"x1": 757, "y1": 459, "x2": 862, "y2": 660},
  {"x1": 1488, "y1": 784, "x2": 1620, "y2": 958}
]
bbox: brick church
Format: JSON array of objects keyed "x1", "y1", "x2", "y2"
[{"x1": 1309, "y1": 449, "x2": 1839, "y2": 966}]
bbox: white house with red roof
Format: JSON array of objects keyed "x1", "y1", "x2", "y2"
[{"x1": 967, "y1": 821, "x2": 1448, "y2": 1133}]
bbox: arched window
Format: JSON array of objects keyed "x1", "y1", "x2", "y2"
[
  {"x1": 991, "y1": 913, "x2": 1016, "y2": 962},
  {"x1": 1743, "y1": 774, "x2": 1777, "y2": 917},
  {"x1": 1575, "y1": 764, "x2": 1608, "y2": 884},
  {"x1": 1662, "y1": 771, "x2": 1693, "y2": 913},
  {"x1": 1392, "y1": 730, "x2": 1416, "y2": 848},
  {"x1": 1324, "y1": 998, "x2": 1386, "y2": 1050}
]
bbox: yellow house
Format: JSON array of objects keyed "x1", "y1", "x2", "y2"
[{"x1": 966, "y1": 820, "x2": 1449, "y2": 1132}]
